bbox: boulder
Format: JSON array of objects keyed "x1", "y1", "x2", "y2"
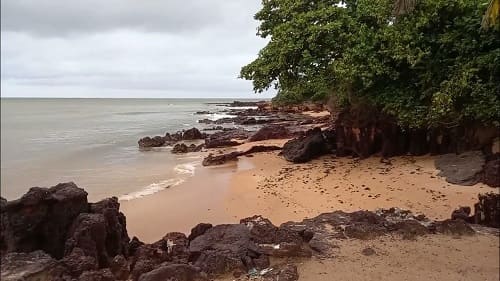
[
  {"x1": 1, "y1": 251, "x2": 70, "y2": 281},
  {"x1": 204, "y1": 129, "x2": 250, "y2": 148},
  {"x1": 249, "y1": 125, "x2": 290, "y2": 142},
  {"x1": 172, "y1": 143, "x2": 203, "y2": 154},
  {"x1": 188, "y1": 224, "x2": 263, "y2": 275},
  {"x1": 482, "y1": 153, "x2": 499, "y2": 187},
  {"x1": 188, "y1": 223, "x2": 213, "y2": 242},
  {"x1": 473, "y1": 193, "x2": 499, "y2": 228},
  {"x1": 0, "y1": 182, "x2": 88, "y2": 259},
  {"x1": 138, "y1": 136, "x2": 165, "y2": 148},
  {"x1": 282, "y1": 127, "x2": 328, "y2": 163},
  {"x1": 138, "y1": 263, "x2": 207, "y2": 281},
  {"x1": 435, "y1": 151, "x2": 485, "y2": 185},
  {"x1": 202, "y1": 152, "x2": 240, "y2": 166},
  {"x1": 79, "y1": 269, "x2": 116, "y2": 281},
  {"x1": 182, "y1": 128, "x2": 204, "y2": 140}
]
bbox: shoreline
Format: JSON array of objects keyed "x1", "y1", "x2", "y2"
[{"x1": 121, "y1": 144, "x2": 496, "y2": 242}]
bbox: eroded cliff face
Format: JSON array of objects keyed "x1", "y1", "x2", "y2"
[{"x1": 1, "y1": 182, "x2": 498, "y2": 281}]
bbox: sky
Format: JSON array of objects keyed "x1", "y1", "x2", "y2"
[{"x1": 0, "y1": 0, "x2": 275, "y2": 98}]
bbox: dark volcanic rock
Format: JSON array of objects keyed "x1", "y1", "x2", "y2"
[
  {"x1": 79, "y1": 269, "x2": 116, "y2": 281},
  {"x1": 435, "y1": 151, "x2": 485, "y2": 185},
  {"x1": 482, "y1": 153, "x2": 499, "y2": 187},
  {"x1": 182, "y1": 128, "x2": 204, "y2": 140},
  {"x1": 473, "y1": 193, "x2": 500, "y2": 228},
  {"x1": 205, "y1": 129, "x2": 250, "y2": 148},
  {"x1": 188, "y1": 224, "x2": 259, "y2": 274},
  {"x1": 282, "y1": 127, "x2": 328, "y2": 163},
  {"x1": 138, "y1": 263, "x2": 207, "y2": 281},
  {"x1": 138, "y1": 136, "x2": 165, "y2": 148},
  {"x1": 430, "y1": 219, "x2": 475, "y2": 235},
  {"x1": 1, "y1": 251, "x2": 70, "y2": 281},
  {"x1": 188, "y1": 223, "x2": 213, "y2": 242},
  {"x1": 0, "y1": 182, "x2": 88, "y2": 259},
  {"x1": 171, "y1": 143, "x2": 204, "y2": 154},
  {"x1": 249, "y1": 125, "x2": 290, "y2": 142},
  {"x1": 89, "y1": 197, "x2": 130, "y2": 260},
  {"x1": 202, "y1": 152, "x2": 240, "y2": 166}
]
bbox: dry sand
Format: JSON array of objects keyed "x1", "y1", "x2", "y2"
[
  {"x1": 225, "y1": 152, "x2": 495, "y2": 225},
  {"x1": 217, "y1": 234, "x2": 500, "y2": 281},
  {"x1": 122, "y1": 139, "x2": 497, "y2": 243}
]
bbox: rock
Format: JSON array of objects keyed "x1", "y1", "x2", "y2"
[
  {"x1": 188, "y1": 224, "x2": 260, "y2": 274},
  {"x1": 0, "y1": 182, "x2": 88, "y2": 259},
  {"x1": 110, "y1": 255, "x2": 129, "y2": 280},
  {"x1": 482, "y1": 153, "x2": 499, "y2": 187},
  {"x1": 79, "y1": 269, "x2": 116, "y2": 281},
  {"x1": 1, "y1": 251, "x2": 70, "y2": 281},
  {"x1": 202, "y1": 152, "x2": 240, "y2": 166},
  {"x1": 435, "y1": 151, "x2": 485, "y2": 185},
  {"x1": 62, "y1": 247, "x2": 98, "y2": 277},
  {"x1": 138, "y1": 263, "x2": 207, "y2": 281},
  {"x1": 89, "y1": 197, "x2": 130, "y2": 260},
  {"x1": 172, "y1": 143, "x2": 204, "y2": 154},
  {"x1": 64, "y1": 213, "x2": 109, "y2": 267},
  {"x1": 451, "y1": 206, "x2": 472, "y2": 222},
  {"x1": 282, "y1": 127, "x2": 328, "y2": 163},
  {"x1": 188, "y1": 223, "x2": 213, "y2": 242},
  {"x1": 129, "y1": 237, "x2": 144, "y2": 256},
  {"x1": 361, "y1": 247, "x2": 376, "y2": 256},
  {"x1": 249, "y1": 125, "x2": 290, "y2": 141},
  {"x1": 473, "y1": 193, "x2": 500, "y2": 228},
  {"x1": 138, "y1": 136, "x2": 165, "y2": 148},
  {"x1": 182, "y1": 128, "x2": 204, "y2": 140},
  {"x1": 263, "y1": 264, "x2": 299, "y2": 281},
  {"x1": 430, "y1": 219, "x2": 475, "y2": 235},
  {"x1": 202, "y1": 146, "x2": 281, "y2": 166},
  {"x1": 205, "y1": 129, "x2": 250, "y2": 148}
]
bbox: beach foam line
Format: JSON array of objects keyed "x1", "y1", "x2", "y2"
[
  {"x1": 201, "y1": 113, "x2": 236, "y2": 121},
  {"x1": 119, "y1": 178, "x2": 185, "y2": 201},
  {"x1": 174, "y1": 162, "x2": 197, "y2": 176}
]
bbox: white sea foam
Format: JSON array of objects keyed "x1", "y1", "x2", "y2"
[
  {"x1": 119, "y1": 178, "x2": 185, "y2": 201},
  {"x1": 119, "y1": 162, "x2": 198, "y2": 201},
  {"x1": 203, "y1": 113, "x2": 236, "y2": 121},
  {"x1": 174, "y1": 162, "x2": 197, "y2": 175}
]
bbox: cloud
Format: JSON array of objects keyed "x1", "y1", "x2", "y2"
[{"x1": 0, "y1": 0, "x2": 274, "y2": 98}]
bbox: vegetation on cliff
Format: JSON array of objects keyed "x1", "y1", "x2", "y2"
[{"x1": 241, "y1": 0, "x2": 500, "y2": 128}]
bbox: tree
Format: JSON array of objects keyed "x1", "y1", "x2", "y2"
[{"x1": 241, "y1": 0, "x2": 500, "y2": 128}]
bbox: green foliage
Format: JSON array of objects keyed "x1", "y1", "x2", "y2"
[{"x1": 241, "y1": 0, "x2": 500, "y2": 128}]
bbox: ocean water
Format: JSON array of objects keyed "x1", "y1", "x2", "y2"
[{"x1": 0, "y1": 98, "x2": 256, "y2": 201}]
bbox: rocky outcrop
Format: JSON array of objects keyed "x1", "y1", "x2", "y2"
[
  {"x1": 473, "y1": 193, "x2": 500, "y2": 228},
  {"x1": 138, "y1": 136, "x2": 165, "y2": 148},
  {"x1": 202, "y1": 146, "x2": 281, "y2": 166},
  {"x1": 139, "y1": 128, "x2": 206, "y2": 148},
  {"x1": 2, "y1": 183, "x2": 493, "y2": 281},
  {"x1": 171, "y1": 143, "x2": 204, "y2": 154},
  {"x1": 249, "y1": 125, "x2": 290, "y2": 142},
  {"x1": 282, "y1": 127, "x2": 328, "y2": 163},
  {"x1": 182, "y1": 128, "x2": 204, "y2": 140},
  {"x1": 0, "y1": 182, "x2": 89, "y2": 259},
  {"x1": 482, "y1": 153, "x2": 499, "y2": 187},
  {"x1": 435, "y1": 151, "x2": 485, "y2": 185},
  {"x1": 204, "y1": 128, "x2": 250, "y2": 148}
]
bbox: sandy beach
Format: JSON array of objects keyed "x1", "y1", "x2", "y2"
[
  {"x1": 122, "y1": 139, "x2": 496, "y2": 242},
  {"x1": 218, "y1": 234, "x2": 500, "y2": 281}
]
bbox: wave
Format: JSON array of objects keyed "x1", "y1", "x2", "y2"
[
  {"x1": 119, "y1": 178, "x2": 185, "y2": 201},
  {"x1": 119, "y1": 161, "x2": 199, "y2": 201},
  {"x1": 202, "y1": 113, "x2": 236, "y2": 121},
  {"x1": 174, "y1": 162, "x2": 197, "y2": 175}
]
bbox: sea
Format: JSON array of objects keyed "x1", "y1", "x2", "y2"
[{"x1": 0, "y1": 98, "x2": 260, "y2": 201}]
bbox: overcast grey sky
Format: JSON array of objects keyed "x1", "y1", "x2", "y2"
[{"x1": 0, "y1": 0, "x2": 275, "y2": 98}]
